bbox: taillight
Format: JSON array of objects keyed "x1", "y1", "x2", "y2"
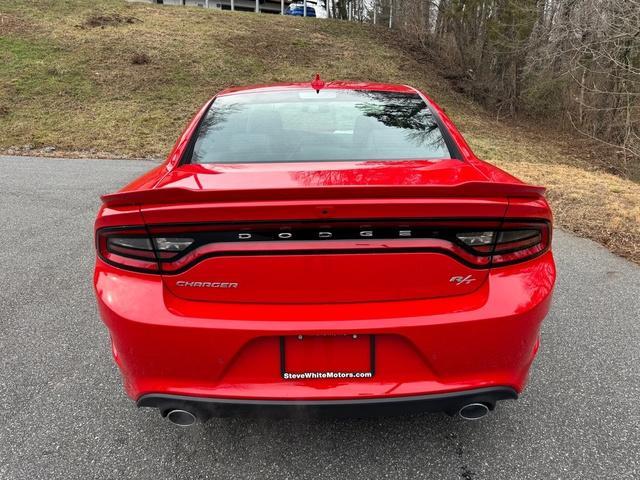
[
  {"x1": 153, "y1": 237, "x2": 194, "y2": 252},
  {"x1": 96, "y1": 220, "x2": 550, "y2": 273},
  {"x1": 455, "y1": 231, "x2": 495, "y2": 253},
  {"x1": 491, "y1": 222, "x2": 550, "y2": 266},
  {"x1": 96, "y1": 228, "x2": 158, "y2": 273},
  {"x1": 97, "y1": 228, "x2": 197, "y2": 272},
  {"x1": 456, "y1": 222, "x2": 550, "y2": 266}
]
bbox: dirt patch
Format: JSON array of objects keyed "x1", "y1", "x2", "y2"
[
  {"x1": 131, "y1": 52, "x2": 150, "y2": 65},
  {"x1": 81, "y1": 13, "x2": 140, "y2": 29},
  {"x1": 0, "y1": 12, "x2": 31, "y2": 35}
]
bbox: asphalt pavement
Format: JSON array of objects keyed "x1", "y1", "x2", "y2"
[{"x1": 0, "y1": 155, "x2": 638, "y2": 479}]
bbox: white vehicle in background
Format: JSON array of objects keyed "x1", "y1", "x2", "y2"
[{"x1": 286, "y1": 0, "x2": 327, "y2": 18}]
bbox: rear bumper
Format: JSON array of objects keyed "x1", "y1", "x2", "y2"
[
  {"x1": 138, "y1": 387, "x2": 517, "y2": 419},
  {"x1": 95, "y1": 250, "x2": 555, "y2": 404}
]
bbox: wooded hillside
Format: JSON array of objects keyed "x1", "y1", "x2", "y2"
[{"x1": 334, "y1": 0, "x2": 640, "y2": 178}]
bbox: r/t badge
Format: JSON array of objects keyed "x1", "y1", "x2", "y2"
[{"x1": 449, "y1": 275, "x2": 476, "y2": 285}]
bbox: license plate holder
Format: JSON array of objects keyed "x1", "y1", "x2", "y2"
[{"x1": 280, "y1": 334, "x2": 375, "y2": 380}]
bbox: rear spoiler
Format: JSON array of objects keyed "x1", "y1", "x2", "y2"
[{"x1": 101, "y1": 182, "x2": 546, "y2": 208}]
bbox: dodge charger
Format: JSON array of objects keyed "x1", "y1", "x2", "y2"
[{"x1": 94, "y1": 77, "x2": 556, "y2": 425}]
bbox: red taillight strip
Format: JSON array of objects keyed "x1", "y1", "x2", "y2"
[
  {"x1": 493, "y1": 234, "x2": 542, "y2": 254},
  {"x1": 95, "y1": 219, "x2": 551, "y2": 273},
  {"x1": 107, "y1": 243, "x2": 157, "y2": 260},
  {"x1": 102, "y1": 251, "x2": 159, "y2": 272},
  {"x1": 492, "y1": 243, "x2": 547, "y2": 265}
]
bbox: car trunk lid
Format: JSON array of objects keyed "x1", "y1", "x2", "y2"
[{"x1": 102, "y1": 161, "x2": 544, "y2": 304}]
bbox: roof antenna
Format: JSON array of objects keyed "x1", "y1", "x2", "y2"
[{"x1": 311, "y1": 73, "x2": 325, "y2": 94}]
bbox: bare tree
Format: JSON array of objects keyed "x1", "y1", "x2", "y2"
[{"x1": 335, "y1": 0, "x2": 640, "y2": 170}]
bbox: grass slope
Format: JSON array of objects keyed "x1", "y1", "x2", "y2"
[{"x1": 1, "y1": 0, "x2": 638, "y2": 263}]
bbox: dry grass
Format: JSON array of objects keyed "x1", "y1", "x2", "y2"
[
  {"x1": 518, "y1": 166, "x2": 639, "y2": 263},
  {"x1": 81, "y1": 12, "x2": 140, "y2": 28},
  {"x1": 0, "y1": 1, "x2": 638, "y2": 263},
  {"x1": 466, "y1": 120, "x2": 640, "y2": 263}
]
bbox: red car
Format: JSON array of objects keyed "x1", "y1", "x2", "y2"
[{"x1": 94, "y1": 78, "x2": 555, "y2": 425}]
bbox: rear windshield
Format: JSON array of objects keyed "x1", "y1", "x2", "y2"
[{"x1": 189, "y1": 90, "x2": 453, "y2": 164}]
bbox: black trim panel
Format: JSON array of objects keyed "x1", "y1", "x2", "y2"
[
  {"x1": 137, "y1": 387, "x2": 518, "y2": 419},
  {"x1": 421, "y1": 97, "x2": 462, "y2": 160},
  {"x1": 179, "y1": 98, "x2": 216, "y2": 166}
]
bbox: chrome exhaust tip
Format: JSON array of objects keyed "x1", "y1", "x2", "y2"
[
  {"x1": 458, "y1": 403, "x2": 490, "y2": 421},
  {"x1": 166, "y1": 409, "x2": 197, "y2": 427}
]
